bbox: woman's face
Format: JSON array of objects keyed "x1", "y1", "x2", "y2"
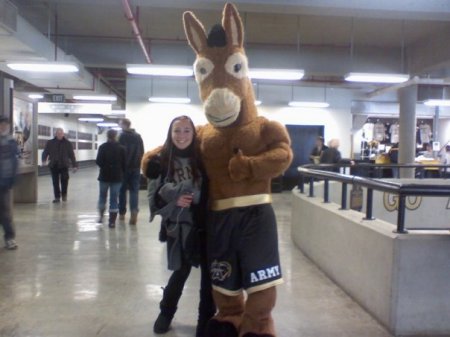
[{"x1": 171, "y1": 119, "x2": 194, "y2": 150}]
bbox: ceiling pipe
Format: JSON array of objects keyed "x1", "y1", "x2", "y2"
[{"x1": 122, "y1": 0, "x2": 152, "y2": 64}]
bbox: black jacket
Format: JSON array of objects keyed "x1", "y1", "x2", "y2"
[
  {"x1": 42, "y1": 137, "x2": 77, "y2": 169},
  {"x1": 119, "y1": 129, "x2": 144, "y2": 170},
  {"x1": 96, "y1": 141, "x2": 126, "y2": 182}
]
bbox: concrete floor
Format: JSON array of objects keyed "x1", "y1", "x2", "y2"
[{"x1": 0, "y1": 167, "x2": 393, "y2": 337}]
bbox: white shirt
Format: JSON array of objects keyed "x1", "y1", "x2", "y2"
[
  {"x1": 419, "y1": 124, "x2": 432, "y2": 144},
  {"x1": 389, "y1": 124, "x2": 399, "y2": 144},
  {"x1": 374, "y1": 122, "x2": 386, "y2": 142},
  {"x1": 362, "y1": 123, "x2": 374, "y2": 141}
]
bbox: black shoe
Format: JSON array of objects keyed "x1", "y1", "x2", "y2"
[
  {"x1": 153, "y1": 313, "x2": 172, "y2": 334},
  {"x1": 52, "y1": 199, "x2": 60, "y2": 203},
  {"x1": 62, "y1": 195, "x2": 67, "y2": 202},
  {"x1": 204, "y1": 320, "x2": 238, "y2": 337}
]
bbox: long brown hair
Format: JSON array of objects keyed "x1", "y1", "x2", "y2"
[{"x1": 160, "y1": 115, "x2": 202, "y2": 184}]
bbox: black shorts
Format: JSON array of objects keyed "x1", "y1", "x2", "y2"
[{"x1": 207, "y1": 203, "x2": 283, "y2": 295}]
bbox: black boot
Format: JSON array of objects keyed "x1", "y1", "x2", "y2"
[
  {"x1": 98, "y1": 209, "x2": 105, "y2": 223},
  {"x1": 204, "y1": 319, "x2": 238, "y2": 337},
  {"x1": 108, "y1": 212, "x2": 117, "y2": 228},
  {"x1": 153, "y1": 312, "x2": 173, "y2": 334}
]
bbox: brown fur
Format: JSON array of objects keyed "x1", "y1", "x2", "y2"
[
  {"x1": 184, "y1": 4, "x2": 292, "y2": 200},
  {"x1": 141, "y1": 145, "x2": 163, "y2": 177}
]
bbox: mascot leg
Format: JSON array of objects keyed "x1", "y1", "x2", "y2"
[
  {"x1": 240, "y1": 287, "x2": 277, "y2": 337},
  {"x1": 205, "y1": 289, "x2": 244, "y2": 337}
]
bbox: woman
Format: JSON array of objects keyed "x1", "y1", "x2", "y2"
[
  {"x1": 141, "y1": 116, "x2": 215, "y2": 336},
  {"x1": 96, "y1": 129, "x2": 126, "y2": 228}
]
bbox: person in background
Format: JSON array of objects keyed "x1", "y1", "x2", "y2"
[
  {"x1": 388, "y1": 143, "x2": 400, "y2": 178},
  {"x1": 96, "y1": 129, "x2": 126, "y2": 228},
  {"x1": 420, "y1": 143, "x2": 434, "y2": 158},
  {"x1": 42, "y1": 127, "x2": 78, "y2": 203},
  {"x1": 441, "y1": 145, "x2": 450, "y2": 178},
  {"x1": 141, "y1": 116, "x2": 215, "y2": 336},
  {"x1": 320, "y1": 138, "x2": 342, "y2": 172},
  {"x1": 309, "y1": 136, "x2": 328, "y2": 164},
  {"x1": 0, "y1": 116, "x2": 18, "y2": 250},
  {"x1": 118, "y1": 118, "x2": 144, "y2": 225}
]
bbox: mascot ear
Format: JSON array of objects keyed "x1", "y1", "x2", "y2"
[
  {"x1": 183, "y1": 11, "x2": 207, "y2": 54},
  {"x1": 222, "y1": 3, "x2": 244, "y2": 48}
]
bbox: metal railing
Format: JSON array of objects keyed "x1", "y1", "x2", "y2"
[{"x1": 297, "y1": 163, "x2": 450, "y2": 233}]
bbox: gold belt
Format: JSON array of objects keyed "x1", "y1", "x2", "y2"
[{"x1": 211, "y1": 193, "x2": 272, "y2": 211}]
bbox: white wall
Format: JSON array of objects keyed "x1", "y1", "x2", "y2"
[
  {"x1": 126, "y1": 102, "x2": 352, "y2": 157},
  {"x1": 291, "y1": 189, "x2": 450, "y2": 336},
  {"x1": 126, "y1": 77, "x2": 353, "y2": 157},
  {"x1": 438, "y1": 118, "x2": 450, "y2": 148}
]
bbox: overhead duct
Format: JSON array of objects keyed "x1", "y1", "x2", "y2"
[
  {"x1": 417, "y1": 85, "x2": 450, "y2": 102},
  {"x1": 351, "y1": 100, "x2": 434, "y2": 117},
  {"x1": 0, "y1": 0, "x2": 17, "y2": 33}
]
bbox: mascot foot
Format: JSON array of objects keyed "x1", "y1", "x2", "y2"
[
  {"x1": 204, "y1": 319, "x2": 238, "y2": 337},
  {"x1": 242, "y1": 334, "x2": 274, "y2": 337}
]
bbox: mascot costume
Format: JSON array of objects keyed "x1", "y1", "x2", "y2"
[{"x1": 183, "y1": 3, "x2": 293, "y2": 337}]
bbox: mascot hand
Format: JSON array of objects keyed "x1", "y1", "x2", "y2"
[{"x1": 229, "y1": 149, "x2": 252, "y2": 181}]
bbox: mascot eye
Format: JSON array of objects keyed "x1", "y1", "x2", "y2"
[
  {"x1": 225, "y1": 52, "x2": 248, "y2": 79},
  {"x1": 194, "y1": 58, "x2": 214, "y2": 83}
]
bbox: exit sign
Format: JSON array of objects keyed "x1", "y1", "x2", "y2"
[{"x1": 44, "y1": 94, "x2": 65, "y2": 103}]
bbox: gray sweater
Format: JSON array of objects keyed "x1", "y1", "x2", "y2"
[{"x1": 150, "y1": 156, "x2": 201, "y2": 271}]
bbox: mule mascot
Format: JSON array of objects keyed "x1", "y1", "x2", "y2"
[{"x1": 183, "y1": 3, "x2": 293, "y2": 337}]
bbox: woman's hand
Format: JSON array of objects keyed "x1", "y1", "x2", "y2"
[{"x1": 176, "y1": 193, "x2": 194, "y2": 208}]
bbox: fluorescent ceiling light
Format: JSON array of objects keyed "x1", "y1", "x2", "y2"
[
  {"x1": 344, "y1": 72, "x2": 409, "y2": 83},
  {"x1": 423, "y1": 99, "x2": 450, "y2": 107},
  {"x1": 73, "y1": 95, "x2": 117, "y2": 102},
  {"x1": 148, "y1": 97, "x2": 191, "y2": 104},
  {"x1": 78, "y1": 117, "x2": 104, "y2": 122},
  {"x1": 29, "y1": 94, "x2": 44, "y2": 99},
  {"x1": 97, "y1": 122, "x2": 119, "y2": 127},
  {"x1": 7, "y1": 62, "x2": 79, "y2": 73},
  {"x1": 127, "y1": 64, "x2": 194, "y2": 77},
  {"x1": 288, "y1": 101, "x2": 330, "y2": 108},
  {"x1": 249, "y1": 68, "x2": 304, "y2": 81}
]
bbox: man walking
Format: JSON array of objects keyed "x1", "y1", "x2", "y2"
[
  {"x1": 42, "y1": 128, "x2": 78, "y2": 203},
  {"x1": 118, "y1": 118, "x2": 144, "y2": 225},
  {"x1": 0, "y1": 116, "x2": 18, "y2": 249}
]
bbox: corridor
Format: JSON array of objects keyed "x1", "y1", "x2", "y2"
[{"x1": 0, "y1": 167, "x2": 392, "y2": 337}]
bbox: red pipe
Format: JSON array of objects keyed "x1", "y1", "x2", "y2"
[{"x1": 122, "y1": 0, "x2": 152, "y2": 64}]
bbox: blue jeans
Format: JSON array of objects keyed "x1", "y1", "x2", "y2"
[
  {"x1": 119, "y1": 169, "x2": 140, "y2": 215},
  {"x1": 98, "y1": 181, "x2": 122, "y2": 213}
]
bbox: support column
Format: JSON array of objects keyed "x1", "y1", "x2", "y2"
[
  {"x1": 0, "y1": 73, "x2": 13, "y2": 119},
  {"x1": 398, "y1": 85, "x2": 417, "y2": 178},
  {"x1": 433, "y1": 106, "x2": 440, "y2": 155}
]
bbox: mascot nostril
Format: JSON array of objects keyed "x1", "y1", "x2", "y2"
[
  {"x1": 183, "y1": 3, "x2": 293, "y2": 337},
  {"x1": 204, "y1": 88, "x2": 241, "y2": 127}
]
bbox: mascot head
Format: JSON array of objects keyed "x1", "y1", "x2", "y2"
[{"x1": 183, "y1": 3, "x2": 257, "y2": 128}]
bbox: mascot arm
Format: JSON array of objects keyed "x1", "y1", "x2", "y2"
[
  {"x1": 141, "y1": 146, "x2": 163, "y2": 179},
  {"x1": 229, "y1": 121, "x2": 293, "y2": 181}
]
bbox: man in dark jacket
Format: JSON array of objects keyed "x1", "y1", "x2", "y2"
[
  {"x1": 320, "y1": 138, "x2": 342, "y2": 173},
  {"x1": 118, "y1": 118, "x2": 144, "y2": 225},
  {"x1": 42, "y1": 127, "x2": 78, "y2": 203},
  {"x1": 0, "y1": 116, "x2": 18, "y2": 249},
  {"x1": 96, "y1": 129, "x2": 126, "y2": 228}
]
